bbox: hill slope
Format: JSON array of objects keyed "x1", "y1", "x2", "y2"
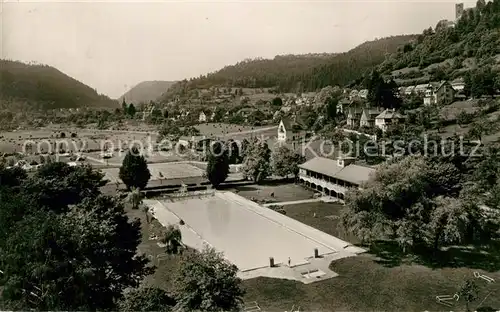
[
  {"x1": 119, "y1": 80, "x2": 176, "y2": 104},
  {"x1": 159, "y1": 35, "x2": 416, "y2": 101},
  {"x1": 379, "y1": 0, "x2": 500, "y2": 84},
  {"x1": 0, "y1": 60, "x2": 117, "y2": 111}
]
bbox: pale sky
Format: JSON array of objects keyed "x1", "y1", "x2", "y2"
[{"x1": 2, "y1": 0, "x2": 476, "y2": 99}]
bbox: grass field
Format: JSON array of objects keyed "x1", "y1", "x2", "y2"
[
  {"x1": 133, "y1": 197, "x2": 500, "y2": 311},
  {"x1": 234, "y1": 183, "x2": 315, "y2": 203},
  {"x1": 194, "y1": 123, "x2": 273, "y2": 138}
]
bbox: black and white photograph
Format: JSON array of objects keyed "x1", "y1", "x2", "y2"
[{"x1": 1, "y1": 0, "x2": 500, "y2": 311}]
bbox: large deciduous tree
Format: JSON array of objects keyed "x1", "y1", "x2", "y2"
[
  {"x1": 119, "y1": 147, "x2": 151, "y2": 190},
  {"x1": 271, "y1": 146, "x2": 306, "y2": 179},
  {"x1": 174, "y1": 247, "x2": 244, "y2": 312},
  {"x1": 340, "y1": 155, "x2": 486, "y2": 252},
  {"x1": 241, "y1": 139, "x2": 271, "y2": 184},
  {"x1": 0, "y1": 173, "x2": 151, "y2": 310}
]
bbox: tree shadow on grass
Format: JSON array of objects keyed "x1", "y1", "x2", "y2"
[
  {"x1": 369, "y1": 240, "x2": 500, "y2": 272},
  {"x1": 234, "y1": 186, "x2": 259, "y2": 192}
]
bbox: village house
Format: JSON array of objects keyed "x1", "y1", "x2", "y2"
[
  {"x1": 359, "y1": 108, "x2": 383, "y2": 128},
  {"x1": 337, "y1": 98, "x2": 352, "y2": 114},
  {"x1": 198, "y1": 111, "x2": 207, "y2": 122},
  {"x1": 423, "y1": 81, "x2": 455, "y2": 106},
  {"x1": 414, "y1": 84, "x2": 429, "y2": 94},
  {"x1": 404, "y1": 86, "x2": 416, "y2": 96},
  {"x1": 277, "y1": 118, "x2": 308, "y2": 144},
  {"x1": 277, "y1": 118, "x2": 291, "y2": 142},
  {"x1": 346, "y1": 108, "x2": 362, "y2": 127},
  {"x1": 375, "y1": 109, "x2": 405, "y2": 132},
  {"x1": 298, "y1": 156, "x2": 376, "y2": 201}
]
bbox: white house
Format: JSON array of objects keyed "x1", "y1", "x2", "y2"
[
  {"x1": 198, "y1": 111, "x2": 207, "y2": 122},
  {"x1": 375, "y1": 109, "x2": 405, "y2": 132},
  {"x1": 277, "y1": 119, "x2": 290, "y2": 142},
  {"x1": 424, "y1": 81, "x2": 455, "y2": 106}
]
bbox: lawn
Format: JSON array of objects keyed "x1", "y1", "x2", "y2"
[
  {"x1": 194, "y1": 123, "x2": 271, "y2": 138},
  {"x1": 130, "y1": 198, "x2": 500, "y2": 312},
  {"x1": 233, "y1": 183, "x2": 315, "y2": 203}
]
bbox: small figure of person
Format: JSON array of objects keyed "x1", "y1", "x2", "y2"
[
  {"x1": 270, "y1": 192, "x2": 275, "y2": 198},
  {"x1": 288, "y1": 257, "x2": 291, "y2": 266}
]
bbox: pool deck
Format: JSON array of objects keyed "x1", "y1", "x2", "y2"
[{"x1": 144, "y1": 191, "x2": 365, "y2": 283}]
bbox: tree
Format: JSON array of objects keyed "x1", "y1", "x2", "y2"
[
  {"x1": 241, "y1": 140, "x2": 271, "y2": 184},
  {"x1": 458, "y1": 279, "x2": 479, "y2": 312},
  {"x1": 226, "y1": 140, "x2": 241, "y2": 164},
  {"x1": 206, "y1": 141, "x2": 229, "y2": 189},
  {"x1": 127, "y1": 187, "x2": 143, "y2": 210},
  {"x1": 325, "y1": 97, "x2": 338, "y2": 121},
  {"x1": 271, "y1": 97, "x2": 283, "y2": 107},
  {"x1": 366, "y1": 69, "x2": 385, "y2": 106},
  {"x1": 271, "y1": 146, "x2": 306, "y2": 179},
  {"x1": 175, "y1": 247, "x2": 244, "y2": 312},
  {"x1": 120, "y1": 287, "x2": 176, "y2": 312},
  {"x1": 340, "y1": 156, "x2": 481, "y2": 252},
  {"x1": 122, "y1": 99, "x2": 128, "y2": 114},
  {"x1": 468, "y1": 120, "x2": 489, "y2": 141},
  {"x1": 119, "y1": 147, "x2": 151, "y2": 190},
  {"x1": 161, "y1": 224, "x2": 183, "y2": 255},
  {"x1": 23, "y1": 162, "x2": 107, "y2": 213},
  {"x1": 128, "y1": 104, "x2": 137, "y2": 117},
  {"x1": 0, "y1": 188, "x2": 150, "y2": 310}
]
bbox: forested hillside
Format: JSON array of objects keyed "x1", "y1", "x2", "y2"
[
  {"x1": 0, "y1": 60, "x2": 117, "y2": 111},
  {"x1": 118, "y1": 80, "x2": 176, "y2": 104},
  {"x1": 379, "y1": 0, "x2": 500, "y2": 79},
  {"x1": 160, "y1": 35, "x2": 416, "y2": 100}
]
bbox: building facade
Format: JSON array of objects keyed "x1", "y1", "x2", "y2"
[{"x1": 298, "y1": 156, "x2": 375, "y2": 201}]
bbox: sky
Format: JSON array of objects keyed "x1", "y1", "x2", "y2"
[{"x1": 2, "y1": 0, "x2": 477, "y2": 99}]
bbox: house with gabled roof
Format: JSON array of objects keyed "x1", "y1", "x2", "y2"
[
  {"x1": 346, "y1": 108, "x2": 363, "y2": 128},
  {"x1": 298, "y1": 156, "x2": 376, "y2": 201},
  {"x1": 414, "y1": 84, "x2": 429, "y2": 94},
  {"x1": 360, "y1": 108, "x2": 383, "y2": 128},
  {"x1": 277, "y1": 118, "x2": 291, "y2": 142},
  {"x1": 424, "y1": 81, "x2": 455, "y2": 106},
  {"x1": 375, "y1": 109, "x2": 405, "y2": 132}
]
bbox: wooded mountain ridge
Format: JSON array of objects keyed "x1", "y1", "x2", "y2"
[
  {"x1": 159, "y1": 35, "x2": 417, "y2": 101},
  {"x1": 0, "y1": 59, "x2": 117, "y2": 111}
]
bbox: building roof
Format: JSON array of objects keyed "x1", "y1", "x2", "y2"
[
  {"x1": 298, "y1": 156, "x2": 376, "y2": 186},
  {"x1": 405, "y1": 86, "x2": 416, "y2": 93},
  {"x1": 414, "y1": 84, "x2": 429, "y2": 92},
  {"x1": 361, "y1": 108, "x2": 383, "y2": 120},
  {"x1": 299, "y1": 157, "x2": 344, "y2": 178},
  {"x1": 334, "y1": 164, "x2": 376, "y2": 185},
  {"x1": 375, "y1": 109, "x2": 404, "y2": 120}
]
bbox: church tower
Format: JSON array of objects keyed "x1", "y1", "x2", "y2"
[{"x1": 455, "y1": 3, "x2": 464, "y2": 21}]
